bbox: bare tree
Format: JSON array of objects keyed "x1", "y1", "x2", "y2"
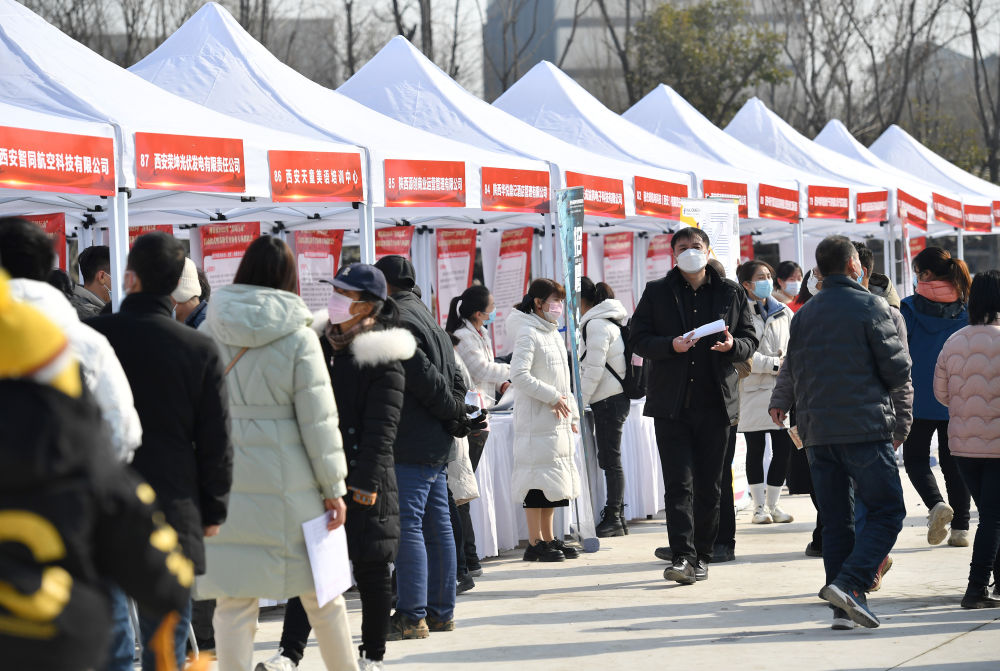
[
  {"x1": 962, "y1": 0, "x2": 1000, "y2": 181},
  {"x1": 594, "y1": 0, "x2": 649, "y2": 107}
]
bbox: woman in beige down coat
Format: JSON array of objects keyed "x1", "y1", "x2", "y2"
[
  {"x1": 933, "y1": 270, "x2": 1000, "y2": 610},
  {"x1": 199, "y1": 236, "x2": 356, "y2": 670}
]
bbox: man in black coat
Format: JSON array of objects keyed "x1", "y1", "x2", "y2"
[
  {"x1": 630, "y1": 227, "x2": 758, "y2": 585},
  {"x1": 88, "y1": 232, "x2": 232, "y2": 671},
  {"x1": 769, "y1": 236, "x2": 910, "y2": 630},
  {"x1": 373, "y1": 255, "x2": 483, "y2": 640}
]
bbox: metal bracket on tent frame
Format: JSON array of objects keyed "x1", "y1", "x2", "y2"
[
  {"x1": 271, "y1": 222, "x2": 287, "y2": 235},
  {"x1": 240, "y1": 196, "x2": 256, "y2": 203},
  {"x1": 210, "y1": 212, "x2": 228, "y2": 221}
]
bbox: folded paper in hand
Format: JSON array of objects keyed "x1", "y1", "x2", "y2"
[
  {"x1": 302, "y1": 514, "x2": 354, "y2": 608},
  {"x1": 683, "y1": 319, "x2": 726, "y2": 341}
]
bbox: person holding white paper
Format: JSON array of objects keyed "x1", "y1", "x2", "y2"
[
  {"x1": 630, "y1": 227, "x2": 758, "y2": 585},
  {"x1": 197, "y1": 237, "x2": 356, "y2": 671}
]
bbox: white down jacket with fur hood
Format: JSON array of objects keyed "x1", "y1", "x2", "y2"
[
  {"x1": 197, "y1": 284, "x2": 347, "y2": 600},
  {"x1": 579, "y1": 298, "x2": 627, "y2": 405},
  {"x1": 507, "y1": 309, "x2": 580, "y2": 504}
]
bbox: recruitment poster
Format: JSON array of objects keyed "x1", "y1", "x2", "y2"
[
  {"x1": 435, "y1": 228, "x2": 477, "y2": 327},
  {"x1": 602, "y1": 231, "x2": 634, "y2": 312},
  {"x1": 491, "y1": 227, "x2": 533, "y2": 357},
  {"x1": 679, "y1": 198, "x2": 740, "y2": 279},
  {"x1": 23, "y1": 213, "x2": 66, "y2": 271},
  {"x1": 129, "y1": 225, "x2": 173, "y2": 248},
  {"x1": 293, "y1": 230, "x2": 344, "y2": 312},
  {"x1": 199, "y1": 222, "x2": 261, "y2": 288},
  {"x1": 644, "y1": 234, "x2": 672, "y2": 282},
  {"x1": 374, "y1": 227, "x2": 414, "y2": 260}
]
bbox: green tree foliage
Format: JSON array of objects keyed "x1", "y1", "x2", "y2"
[{"x1": 629, "y1": 0, "x2": 789, "y2": 125}]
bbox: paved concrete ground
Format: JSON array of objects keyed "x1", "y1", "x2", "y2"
[{"x1": 234, "y1": 472, "x2": 998, "y2": 671}]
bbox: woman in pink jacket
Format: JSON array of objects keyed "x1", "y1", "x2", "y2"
[{"x1": 934, "y1": 270, "x2": 1000, "y2": 609}]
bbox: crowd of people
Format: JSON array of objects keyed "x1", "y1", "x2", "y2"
[{"x1": 1, "y1": 214, "x2": 999, "y2": 671}]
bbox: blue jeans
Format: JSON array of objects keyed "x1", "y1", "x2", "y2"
[
  {"x1": 104, "y1": 586, "x2": 192, "y2": 671},
  {"x1": 394, "y1": 463, "x2": 456, "y2": 622},
  {"x1": 807, "y1": 441, "x2": 905, "y2": 592}
]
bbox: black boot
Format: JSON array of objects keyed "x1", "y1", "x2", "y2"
[
  {"x1": 619, "y1": 505, "x2": 629, "y2": 535},
  {"x1": 595, "y1": 506, "x2": 625, "y2": 537},
  {"x1": 961, "y1": 586, "x2": 1000, "y2": 609}
]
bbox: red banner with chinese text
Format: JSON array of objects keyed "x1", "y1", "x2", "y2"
[
  {"x1": 0, "y1": 126, "x2": 114, "y2": 196},
  {"x1": 758, "y1": 184, "x2": 799, "y2": 222},
  {"x1": 644, "y1": 234, "x2": 673, "y2": 282},
  {"x1": 993, "y1": 201, "x2": 1000, "y2": 228},
  {"x1": 897, "y1": 189, "x2": 928, "y2": 230},
  {"x1": 932, "y1": 193, "x2": 964, "y2": 229},
  {"x1": 856, "y1": 191, "x2": 889, "y2": 223},
  {"x1": 269, "y1": 151, "x2": 363, "y2": 202},
  {"x1": 702, "y1": 180, "x2": 749, "y2": 218},
  {"x1": 436, "y1": 229, "x2": 477, "y2": 326},
  {"x1": 963, "y1": 204, "x2": 992, "y2": 233},
  {"x1": 375, "y1": 227, "x2": 415, "y2": 260},
  {"x1": 24, "y1": 213, "x2": 66, "y2": 270},
  {"x1": 566, "y1": 172, "x2": 626, "y2": 219},
  {"x1": 384, "y1": 159, "x2": 465, "y2": 207},
  {"x1": 740, "y1": 235, "x2": 754, "y2": 262},
  {"x1": 909, "y1": 235, "x2": 926, "y2": 258},
  {"x1": 808, "y1": 186, "x2": 850, "y2": 220},
  {"x1": 129, "y1": 224, "x2": 173, "y2": 248},
  {"x1": 634, "y1": 176, "x2": 687, "y2": 220},
  {"x1": 481, "y1": 167, "x2": 549, "y2": 213},
  {"x1": 135, "y1": 132, "x2": 245, "y2": 192}
]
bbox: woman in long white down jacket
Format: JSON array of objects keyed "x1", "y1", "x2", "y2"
[
  {"x1": 735, "y1": 260, "x2": 794, "y2": 525},
  {"x1": 578, "y1": 277, "x2": 630, "y2": 538},
  {"x1": 508, "y1": 278, "x2": 581, "y2": 563},
  {"x1": 198, "y1": 236, "x2": 356, "y2": 671}
]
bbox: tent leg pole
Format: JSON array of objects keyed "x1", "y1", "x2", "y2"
[
  {"x1": 794, "y1": 220, "x2": 805, "y2": 268},
  {"x1": 109, "y1": 190, "x2": 129, "y2": 312},
  {"x1": 542, "y1": 213, "x2": 555, "y2": 279},
  {"x1": 358, "y1": 202, "x2": 375, "y2": 264},
  {"x1": 956, "y1": 228, "x2": 965, "y2": 261},
  {"x1": 883, "y1": 222, "x2": 893, "y2": 285}
]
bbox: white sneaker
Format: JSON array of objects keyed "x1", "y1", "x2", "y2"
[
  {"x1": 255, "y1": 651, "x2": 297, "y2": 671},
  {"x1": 752, "y1": 505, "x2": 773, "y2": 524},
  {"x1": 769, "y1": 506, "x2": 794, "y2": 524},
  {"x1": 358, "y1": 657, "x2": 385, "y2": 671},
  {"x1": 927, "y1": 501, "x2": 954, "y2": 545},
  {"x1": 948, "y1": 529, "x2": 970, "y2": 547}
]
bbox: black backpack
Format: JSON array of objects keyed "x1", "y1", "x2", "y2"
[{"x1": 582, "y1": 318, "x2": 648, "y2": 400}]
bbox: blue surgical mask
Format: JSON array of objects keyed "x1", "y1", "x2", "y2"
[
  {"x1": 483, "y1": 309, "x2": 496, "y2": 326},
  {"x1": 753, "y1": 279, "x2": 773, "y2": 300},
  {"x1": 856, "y1": 268, "x2": 865, "y2": 285}
]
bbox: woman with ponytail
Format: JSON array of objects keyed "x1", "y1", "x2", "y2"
[
  {"x1": 445, "y1": 284, "x2": 509, "y2": 582},
  {"x1": 508, "y1": 278, "x2": 581, "y2": 562},
  {"x1": 901, "y1": 247, "x2": 973, "y2": 548}
]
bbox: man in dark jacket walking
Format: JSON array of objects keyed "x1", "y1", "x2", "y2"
[
  {"x1": 630, "y1": 227, "x2": 758, "y2": 585},
  {"x1": 89, "y1": 232, "x2": 233, "y2": 670},
  {"x1": 373, "y1": 255, "x2": 483, "y2": 640},
  {"x1": 769, "y1": 236, "x2": 910, "y2": 630}
]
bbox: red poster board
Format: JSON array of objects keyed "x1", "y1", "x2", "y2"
[
  {"x1": 0, "y1": 125, "x2": 114, "y2": 196},
  {"x1": 856, "y1": 191, "x2": 889, "y2": 223},
  {"x1": 909, "y1": 235, "x2": 927, "y2": 257},
  {"x1": 993, "y1": 200, "x2": 1000, "y2": 228},
  {"x1": 963, "y1": 204, "x2": 992, "y2": 233},
  {"x1": 293, "y1": 230, "x2": 344, "y2": 312},
  {"x1": 740, "y1": 235, "x2": 754, "y2": 262},
  {"x1": 135, "y1": 132, "x2": 245, "y2": 193},
  {"x1": 384, "y1": 159, "x2": 465, "y2": 207},
  {"x1": 897, "y1": 189, "x2": 928, "y2": 231},
  {"x1": 566, "y1": 172, "x2": 626, "y2": 219},
  {"x1": 645, "y1": 234, "x2": 673, "y2": 282},
  {"x1": 24, "y1": 213, "x2": 66, "y2": 270},
  {"x1": 634, "y1": 176, "x2": 687, "y2": 220},
  {"x1": 758, "y1": 184, "x2": 800, "y2": 222},
  {"x1": 932, "y1": 193, "x2": 964, "y2": 229},
  {"x1": 200, "y1": 222, "x2": 260, "y2": 287},
  {"x1": 269, "y1": 151, "x2": 363, "y2": 202},
  {"x1": 702, "y1": 180, "x2": 749, "y2": 218},
  {"x1": 436, "y1": 228, "x2": 478, "y2": 326},
  {"x1": 128, "y1": 225, "x2": 173, "y2": 248},
  {"x1": 602, "y1": 232, "x2": 634, "y2": 311},
  {"x1": 481, "y1": 167, "x2": 549, "y2": 213},
  {"x1": 492, "y1": 227, "x2": 534, "y2": 356},
  {"x1": 808, "y1": 186, "x2": 850, "y2": 220},
  {"x1": 375, "y1": 227, "x2": 414, "y2": 260}
]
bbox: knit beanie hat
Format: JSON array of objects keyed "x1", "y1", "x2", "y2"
[{"x1": 171, "y1": 257, "x2": 201, "y2": 303}]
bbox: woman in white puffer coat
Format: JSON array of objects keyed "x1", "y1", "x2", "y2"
[
  {"x1": 508, "y1": 278, "x2": 580, "y2": 563},
  {"x1": 735, "y1": 260, "x2": 795, "y2": 526},
  {"x1": 578, "y1": 277, "x2": 631, "y2": 538}
]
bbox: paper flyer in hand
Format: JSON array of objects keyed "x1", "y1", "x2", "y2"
[
  {"x1": 684, "y1": 319, "x2": 726, "y2": 341},
  {"x1": 302, "y1": 514, "x2": 354, "y2": 608}
]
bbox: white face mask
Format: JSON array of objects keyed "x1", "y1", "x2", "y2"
[
  {"x1": 327, "y1": 292, "x2": 361, "y2": 325},
  {"x1": 676, "y1": 248, "x2": 708, "y2": 274},
  {"x1": 784, "y1": 280, "x2": 801, "y2": 296},
  {"x1": 807, "y1": 273, "x2": 821, "y2": 295}
]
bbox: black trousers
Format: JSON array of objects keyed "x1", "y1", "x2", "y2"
[
  {"x1": 590, "y1": 393, "x2": 631, "y2": 510},
  {"x1": 955, "y1": 457, "x2": 1000, "y2": 591},
  {"x1": 451, "y1": 430, "x2": 488, "y2": 576},
  {"x1": 190, "y1": 599, "x2": 215, "y2": 648},
  {"x1": 654, "y1": 410, "x2": 731, "y2": 563},
  {"x1": 280, "y1": 561, "x2": 393, "y2": 663},
  {"x1": 716, "y1": 427, "x2": 738, "y2": 549},
  {"x1": 903, "y1": 418, "x2": 971, "y2": 530},
  {"x1": 744, "y1": 429, "x2": 795, "y2": 486}
]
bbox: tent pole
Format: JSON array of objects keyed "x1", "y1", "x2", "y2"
[
  {"x1": 108, "y1": 189, "x2": 129, "y2": 312},
  {"x1": 358, "y1": 202, "x2": 375, "y2": 263},
  {"x1": 956, "y1": 227, "x2": 965, "y2": 261},
  {"x1": 882, "y1": 221, "x2": 893, "y2": 285},
  {"x1": 542, "y1": 213, "x2": 555, "y2": 279},
  {"x1": 794, "y1": 219, "x2": 805, "y2": 268}
]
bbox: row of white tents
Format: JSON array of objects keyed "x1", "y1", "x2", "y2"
[{"x1": 2, "y1": 0, "x2": 998, "y2": 310}]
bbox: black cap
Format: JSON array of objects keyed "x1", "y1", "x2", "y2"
[
  {"x1": 321, "y1": 263, "x2": 388, "y2": 300},
  {"x1": 374, "y1": 255, "x2": 416, "y2": 291}
]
